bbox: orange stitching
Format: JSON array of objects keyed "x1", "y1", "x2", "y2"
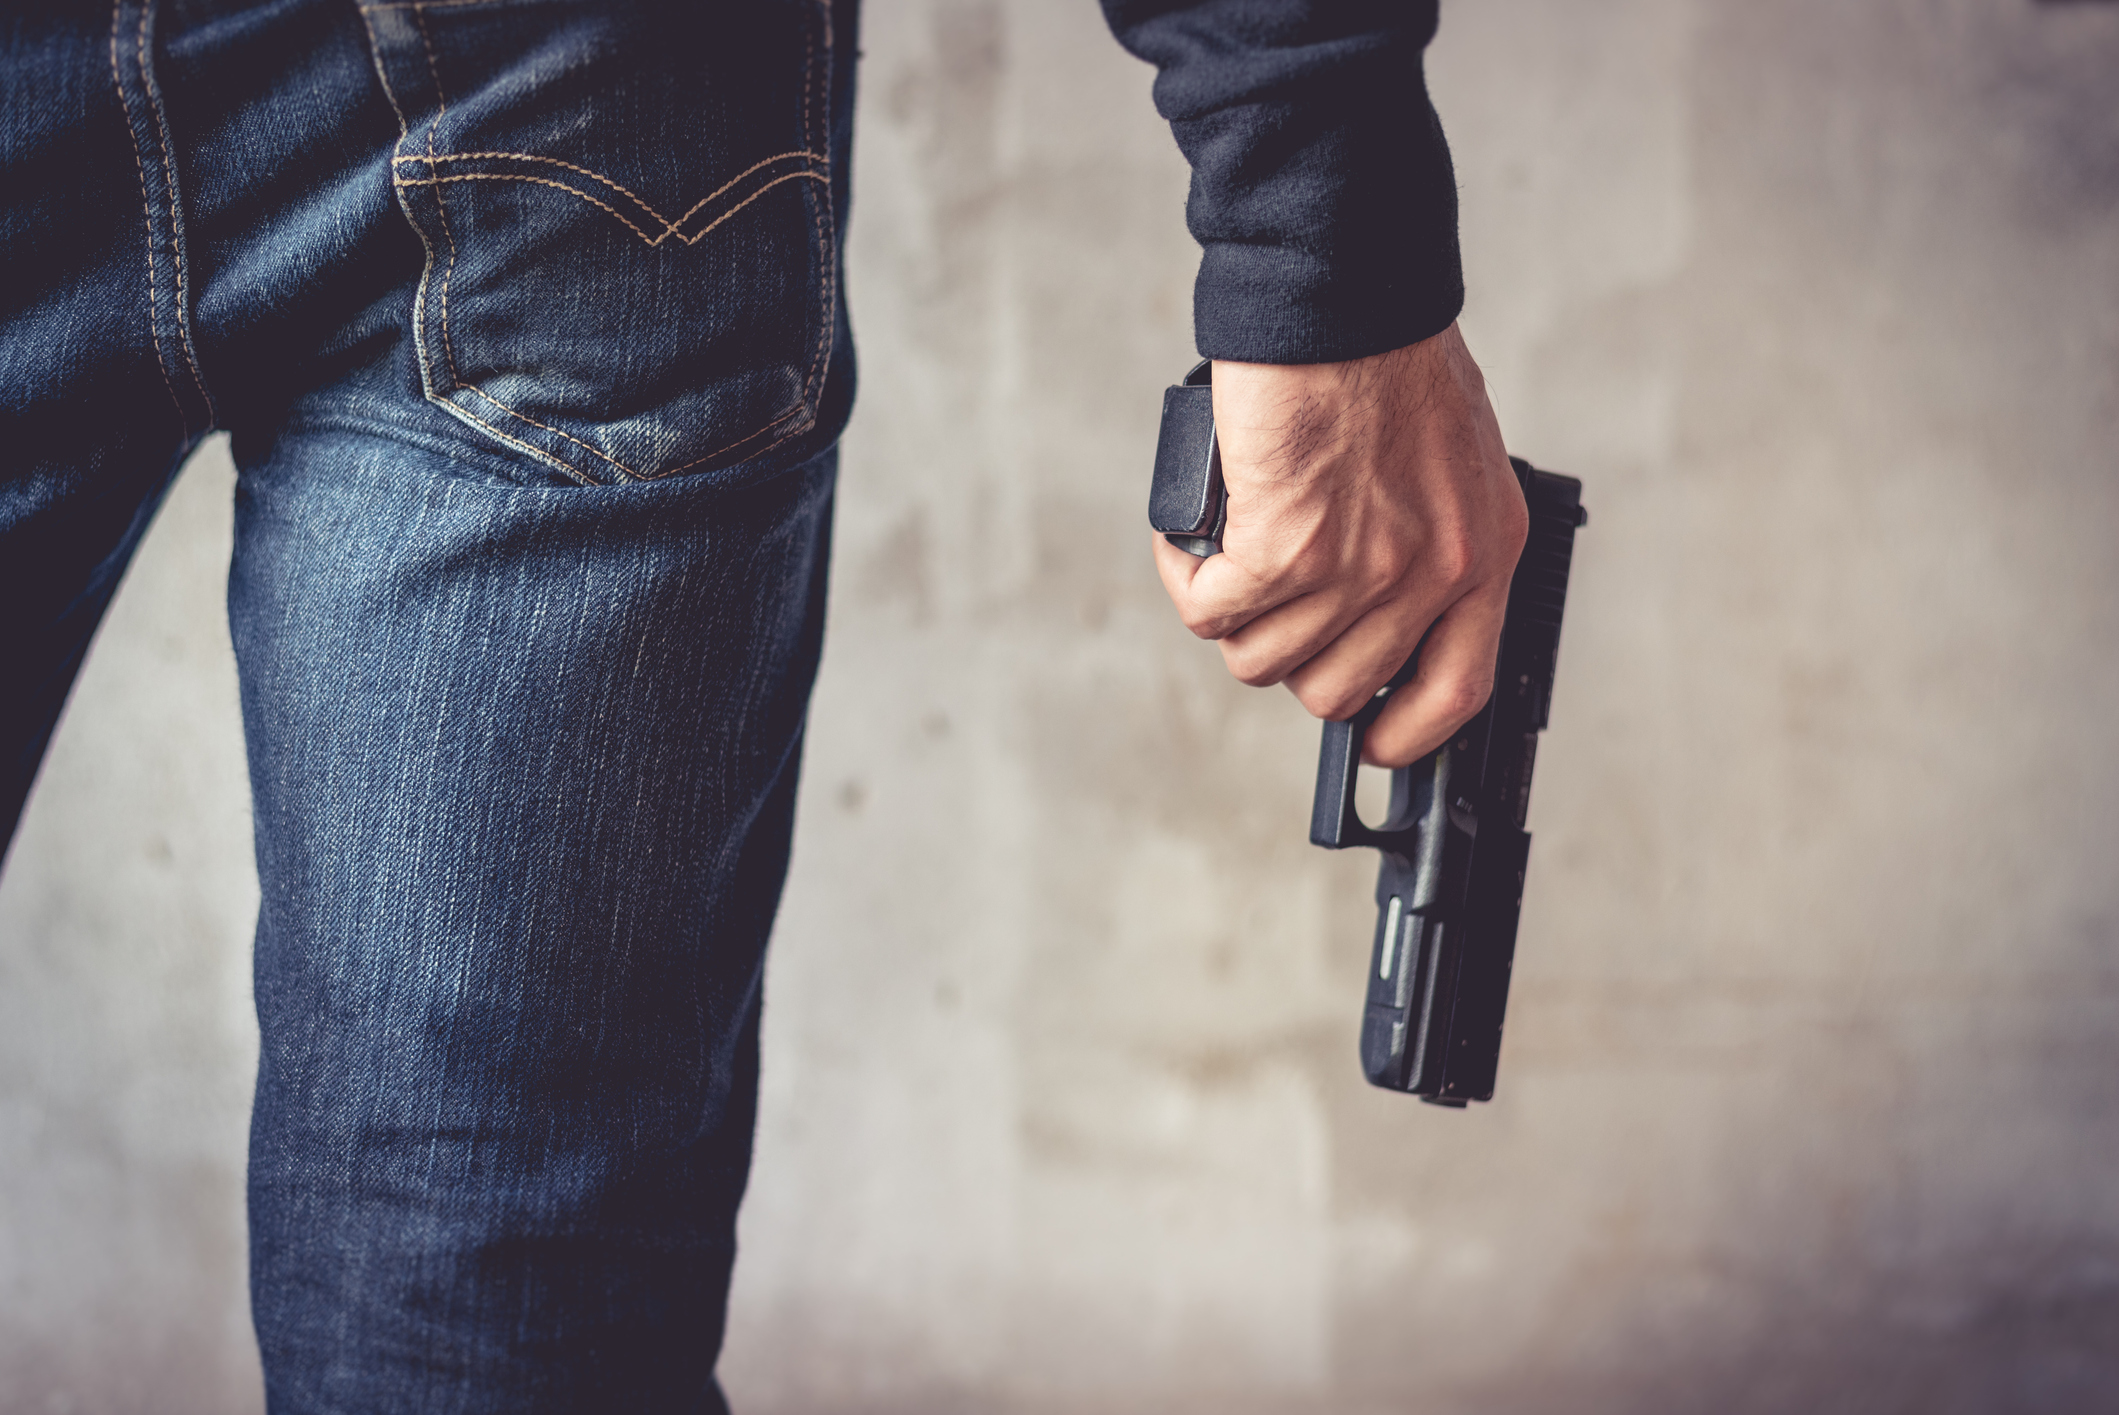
[
  {"x1": 669, "y1": 151, "x2": 826, "y2": 230},
  {"x1": 134, "y1": 2, "x2": 215, "y2": 427},
  {"x1": 676, "y1": 171, "x2": 829, "y2": 245},
  {"x1": 353, "y1": 0, "x2": 592, "y2": 487},
  {"x1": 392, "y1": 155, "x2": 828, "y2": 244},
  {"x1": 397, "y1": 151, "x2": 665, "y2": 228},
  {"x1": 392, "y1": 165, "x2": 830, "y2": 480},
  {"x1": 459, "y1": 385, "x2": 639, "y2": 480},
  {"x1": 652, "y1": 402, "x2": 813, "y2": 481},
  {"x1": 393, "y1": 149, "x2": 827, "y2": 236},
  {"x1": 110, "y1": 2, "x2": 185, "y2": 434},
  {"x1": 409, "y1": 2, "x2": 465, "y2": 390},
  {"x1": 394, "y1": 173, "x2": 664, "y2": 245},
  {"x1": 393, "y1": 169, "x2": 829, "y2": 249},
  {"x1": 353, "y1": 0, "x2": 450, "y2": 412},
  {"x1": 444, "y1": 397, "x2": 599, "y2": 486}
]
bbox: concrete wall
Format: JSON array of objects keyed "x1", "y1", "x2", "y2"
[{"x1": 5, "y1": 1, "x2": 2117, "y2": 1410}]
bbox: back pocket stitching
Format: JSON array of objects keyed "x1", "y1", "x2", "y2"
[
  {"x1": 399, "y1": 2, "x2": 834, "y2": 485},
  {"x1": 395, "y1": 149, "x2": 829, "y2": 245},
  {"x1": 458, "y1": 384, "x2": 648, "y2": 480},
  {"x1": 398, "y1": 160, "x2": 831, "y2": 482},
  {"x1": 399, "y1": 168, "x2": 666, "y2": 247},
  {"x1": 393, "y1": 164, "x2": 831, "y2": 251}
]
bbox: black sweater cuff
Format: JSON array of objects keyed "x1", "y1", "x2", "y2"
[{"x1": 1102, "y1": 0, "x2": 1463, "y2": 365}]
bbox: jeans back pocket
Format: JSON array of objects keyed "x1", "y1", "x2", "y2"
[{"x1": 360, "y1": 0, "x2": 836, "y2": 485}]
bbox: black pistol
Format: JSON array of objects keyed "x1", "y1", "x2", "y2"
[{"x1": 1150, "y1": 360, "x2": 1586, "y2": 1106}]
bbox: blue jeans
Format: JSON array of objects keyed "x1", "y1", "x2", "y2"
[{"x1": 3, "y1": 1, "x2": 858, "y2": 1408}]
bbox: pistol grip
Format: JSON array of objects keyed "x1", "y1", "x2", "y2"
[{"x1": 1149, "y1": 360, "x2": 1224, "y2": 557}]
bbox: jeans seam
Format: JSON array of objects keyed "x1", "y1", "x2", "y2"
[
  {"x1": 355, "y1": 0, "x2": 448, "y2": 434},
  {"x1": 394, "y1": 0, "x2": 606, "y2": 485},
  {"x1": 108, "y1": 0, "x2": 190, "y2": 437},
  {"x1": 641, "y1": 0, "x2": 834, "y2": 484},
  {"x1": 458, "y1": 385, "x2": 643, "y2": 481},
  {"x1": 657, "y1": 400, "x2": 814, "y2": 479},
  {"x1": 357, "y1": 0, "x2": 411, "y2": 139},
  {"x1": 135, "y1": 0, "x2": 217, "y2": 428},
  {"x1": 441, "y1": 395, "x2": 600, "y2": 485},
  {"x1": 783, "y1": 0, "x2": 836, "y2": 461},
  {"x1": 410, "y1": 1, "x2": 466, "y2": 394}
]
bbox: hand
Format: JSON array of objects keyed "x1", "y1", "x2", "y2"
[{"x1": 1151, "y1": 323, "x2": 1528, "y2": 768}]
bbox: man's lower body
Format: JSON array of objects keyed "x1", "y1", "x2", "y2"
[{"x1": 1, "y1": 1, "x2": 858, "y2": 1408}]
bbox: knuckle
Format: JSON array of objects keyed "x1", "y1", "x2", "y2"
[
  {"x1": 1498, "y1": 487, "x2": 1531, "y2": 560},
  {"x1": 1225, "y1": 649, "x2": 1281, "y2": 688},
  {"x1": 1179, "y1": 607, "x2": 1224, "y2": 640},
  {"x1": 1295, "y1": 679, "x2": 1368, "y2": 721},
  {"x1": 1434, "y1": 672, "x2": 1495, "y2": 727},
  {"x1": 1361, "y1": 554, "x2": 1407, "y2": 600},
  {"x1": 1430, "y1": 526, "x2": 1479, "y2": 589},
  {"x1": 1272, "y1": 557, "x2": 1328, "y2": 601}
]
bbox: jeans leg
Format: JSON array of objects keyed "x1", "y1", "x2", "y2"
[
  {"x1": 1, "y1": 2, "x2": 211, "y2": 855},
  {"x1": 232, "y1": 421, "x2": 834, "y2": 1414}
]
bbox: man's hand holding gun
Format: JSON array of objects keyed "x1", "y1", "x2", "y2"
[
  {"x1": 1151, "y1": 323, "x2": 1529, "y2": 769},
  {"x1": 1148, "y1": 322, "x2": 1584, "y2": 1105}
]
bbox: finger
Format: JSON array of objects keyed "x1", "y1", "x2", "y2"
[
  {"x1": 1277, "y1": 590, "x2": 1444, "y2": 721},
  {"x1": 1151, "y1": 531, "x2": 1290, "y2": 642},
  {"x1": 1213, "y1": 583, "x2": 1372, "y2": 687},
  {"x1": 1360, "y1": 579, "x2": 1510, "y2": 767},
  {"x1": 1216, "y1": 515, "x2": 1498, "y2": 694},
  {"x1": 1151, "y1": 531, "x2": 1207, "y2": 609}
]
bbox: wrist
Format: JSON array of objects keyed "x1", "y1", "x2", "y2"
[{"x1": 1209, "y1": 326, "x2": 1466, "y2": 481}]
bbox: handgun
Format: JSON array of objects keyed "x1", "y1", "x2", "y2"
[{"x1": 1150, "y1": 360, "x2": 1585, "y2": 1105}]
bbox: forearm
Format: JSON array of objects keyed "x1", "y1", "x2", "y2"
[
  {"x1": 1112, "y1": 4, "x2": 1510, "y2": 765},
  {"x1": 1098, "y1": 0, "x2": 1462, "y2": 364}
]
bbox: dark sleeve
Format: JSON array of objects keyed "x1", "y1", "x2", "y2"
[{"x1": 1099, "y1": 0, "x2": 1461, "y2": 365}]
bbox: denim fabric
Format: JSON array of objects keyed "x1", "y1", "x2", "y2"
[{"x1": 2, "y1": 1, "x2": 857, "y2": 1409}]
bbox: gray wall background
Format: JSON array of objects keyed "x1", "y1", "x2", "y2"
[{"x1": 4, "y1": 0, "x2": 2118, "y2": 1410}]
